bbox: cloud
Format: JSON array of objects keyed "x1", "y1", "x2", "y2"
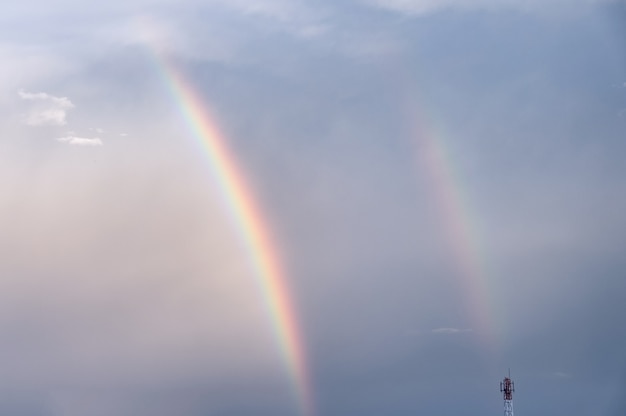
[
  {"x1": 213, "y1": 0, "x2": 318, "y2": 22},
  {"x1": 431, "y1": 327, "x2": 473, "y2": 334},
  {"x1": 361, "y1": 0, "x2": 614, "y2": 16},
  {"x1": 57, "y1": 136, "x2": 103, "y2": 146},
  {"x1": 18, "y1": 89, "x2": 74, "y2": 126},
  {"x1": 1, "y1": 3, "x2": 624, "y2": 414},
  {"x1": 363, "y1": 0, "x2": 450, "y2": 15}
]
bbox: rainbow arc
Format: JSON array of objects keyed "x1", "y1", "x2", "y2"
[{"x1": 154, "y1": 54, "x2": 314, "y2": 416}]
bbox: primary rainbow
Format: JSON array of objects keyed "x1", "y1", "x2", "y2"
[{"x1": 152, "y1": 53, "x2": 314, "y2": 416}]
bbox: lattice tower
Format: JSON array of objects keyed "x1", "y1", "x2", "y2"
[{"x1": 500, "y1": 370, "x2": 515, "y2": 416}]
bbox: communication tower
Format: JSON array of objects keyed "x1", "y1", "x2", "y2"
[{"x1": 500, "y1": 370, "x2": 515, "y2": 416}]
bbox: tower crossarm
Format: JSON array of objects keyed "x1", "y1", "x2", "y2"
[{"x1": 500, "y1": 372, "x2": 515, "y2": 416}]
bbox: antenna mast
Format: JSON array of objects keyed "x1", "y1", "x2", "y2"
[{"x1": 499, "y1": 370, "x2": 515, "y2": 416}]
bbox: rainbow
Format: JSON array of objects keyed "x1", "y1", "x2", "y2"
[
  {"x1": 153, "y1": 53, "x2": 314, "y2": 415},
  {"x1": 411, "y1": 108, "x2": 497, "y2": 351}
]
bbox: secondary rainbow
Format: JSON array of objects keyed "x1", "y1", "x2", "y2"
[
  {"x1": 410, "y1": 104, "x2": 497, "y2": 351},
  {"x1": 153, "y1": 53, "x2": 314, "y2": 416}
]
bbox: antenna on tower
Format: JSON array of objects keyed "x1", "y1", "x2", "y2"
[{"x1": 500, "y1": 371, "x2": 515, "y2": 416}]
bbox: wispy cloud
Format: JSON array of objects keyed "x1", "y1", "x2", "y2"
[
  {"x1": 431, "y1": 327, "x2": 473, "y2": 334},
  {"x1": 363, "y1": 0, "x2": 448, "y2": 15},
  {"x1": 57, "y1": 136, "x2": 103, "y2": 146},
  {"x1": 215, "y1": 0, "x2": 319, "y2": 22},
  {"x1": 18, "y1": 90, "x2": 74, "y2": 126},
  {"x1": 361, "y1": 0, "x2": 614, "y2": 16}
]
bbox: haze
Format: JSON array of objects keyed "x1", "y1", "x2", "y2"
[{"x1": 0, "y1": 1, "x2": 625, "y2": 415}]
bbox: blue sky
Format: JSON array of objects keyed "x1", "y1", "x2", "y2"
[{"x1": 0, "y1": 1, "x2": 625, "y2": 415}]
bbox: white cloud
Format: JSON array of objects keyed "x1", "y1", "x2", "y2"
[
  {"x1": 27, "y1": 108, "x2": 70, "y2": 126},
  {"x1": 431, "y1": 327, "x2": 473, "y2": 334},
  {"x1": 18, "y1": 89, "x2": 74, "y2": 126},
  {"x1": 18, "y1": 90, "x2": 73, "y2": 107},
  {"x1": 57, "y1": 136, "x2": 103, "y2": 146},
  {"x1": 89, "y1": 127, "x2": 104, "y2": 133},
  {"x1": 120, "y1": 133, "x2": 128, "y2": 136}
]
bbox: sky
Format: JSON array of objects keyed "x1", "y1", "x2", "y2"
[{"x1": 0, "y1": 0, "x2": 625, "y2": 415}]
